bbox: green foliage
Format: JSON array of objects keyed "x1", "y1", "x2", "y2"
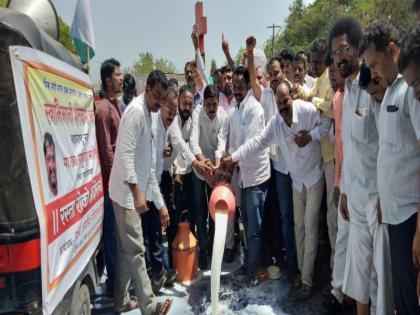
[
  {"x1": 131, "y1": 52, "x2": 177, "y2": 75},
  {"x1": 58, "y1": 17, "x2": 77, "y2": 54},
  {"x1": 210, "y1": 58, "x2": 217, "y2": 74},
  {"x1": 264, "y1": 0, "x2": 415, "y2": 56},
  {"x1": 235, "y1": 47, "x2": 245, "y2": 65},
  {"x1": 0, "y1": 0, "x2": 6, "y2": 7}
]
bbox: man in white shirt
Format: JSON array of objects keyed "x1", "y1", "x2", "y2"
[
  {"x1": 223, "y1": 80, "x2": 330, "y2": 298},
  {"x1": 216, "y1": 66, "x2": 270, "y2": 282},
  {"x1": 172, "y1": 85, "x2": 194, "y2": 219},
  {"x1": 189, "y1": 85, "x2": 227, "y2": 269},
  {"x1": 361, "y1": 19, "x2": 420, "y2": 315},
  {"x1": 328, "y1": 17, "x2": 394, "y2": 315},
  {"x1": 142, "y1": 87, "x2": 179, "y2": 294},
  {"x1": 109, "y1": 70, "x2": 172, "y2": 315},
  {"x1": 246, "y1": 37, "x2": 297, "y2": 273}
]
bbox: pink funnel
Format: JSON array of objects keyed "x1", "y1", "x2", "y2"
[{"x1": 208, "y1": 183, "x2": 236, "y2": 222}]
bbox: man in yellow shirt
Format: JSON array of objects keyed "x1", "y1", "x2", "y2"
[{"x1": 294, "y1": 37, "x2": 336, "y2": 271}]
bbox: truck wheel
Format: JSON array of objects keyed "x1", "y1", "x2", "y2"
[{"x1": 70, "y1": 283, "x2": 91, "y2": 315}]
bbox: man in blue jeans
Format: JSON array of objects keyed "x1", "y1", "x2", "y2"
[
  {"x1": 218, "y1": 66, "x2": 270, "y2": 282},
  {"x1": 245, "y1": 36, "x2": 297, "y2": 274}
]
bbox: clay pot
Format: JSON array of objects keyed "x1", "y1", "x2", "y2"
[
  {"x1": 171, "y1": 222, "x2": 198, "y2": 282},
  {"x1": 208, "y1": 182, "x2": 236, "y2": 223}
]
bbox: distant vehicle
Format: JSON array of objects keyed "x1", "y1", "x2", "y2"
[{"x1": 0, "y1": 3, "x2": 104, "y2": 315}]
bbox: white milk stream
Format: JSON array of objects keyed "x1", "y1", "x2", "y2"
[{"x1": 210, "y1": 210, "x2": 229, "y2": 315}]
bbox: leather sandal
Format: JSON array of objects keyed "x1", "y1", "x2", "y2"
[{"x1": 154, "y1": 298, "x2": 172, "y2": 315}]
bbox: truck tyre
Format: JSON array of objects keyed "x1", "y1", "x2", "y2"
[{"x1": 70, "y1": 283, "x2": 91, "y2": 315}]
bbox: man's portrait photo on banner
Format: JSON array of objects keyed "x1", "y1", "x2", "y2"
[{"x1": 43, "y1": 132, "x2": 58, "y2": 197}]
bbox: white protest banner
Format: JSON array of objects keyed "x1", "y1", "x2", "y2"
[{"x1": 9, "y1": 46, "x2": 103, "y2": 314}]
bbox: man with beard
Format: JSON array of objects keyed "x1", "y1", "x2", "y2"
[
  {"x1": 220, "y1": 65, "x2": 235, "y2": 115},
  {"x1": 109, "y1": 70, "x2": 172, "y2": 315},
  {"x1": 44, "y1": 132, "x2": 58, "y2": 197},
  {"x1": 360, "y1": 19, "x2": 420, "y2": 315},
  {"x1": 190, "y1": 85, "x2": 228, "y2": 268},
  {"x1": 330, "y1": 17, "x2": 393, "y2": 315},
  {"x1": 172, "y1": 85, "x2": 195, "y2": 228},
  {"x1": 246, "y1": 36, "x2": 296, "y2": 276},
  {"x1": 95, "y1": 58, "x2": 123, "y2": 297},
  {"x1": 142, "y1": 87, "x2": 179, "y2": 294},
  {"x1": 279, "y1": 49, "x2": 295, "y2": 83},
  {"x1": 222, "y1": 80, "x2": 330, "y2": 298},
  {"x1": 119, "y1": 73, "x2": 137, "y2": 113},
  {"x1": 217, "y1": 66, "x2": 270, "y2": 283}
]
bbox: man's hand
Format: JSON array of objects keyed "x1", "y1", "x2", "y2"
[
  {"x1": 164, "y1": 144, "x2": 173, "y2": 157},
  {"x1": 413, "y1": 230, "x2": 420, "y2": 269},
  {"x1": 294, "y1": 130, "x2": 312, "y2": 147},
  {"x1": 159, "y1": 206, "x2": 170, "y2": 231},
  {"x1": 334, "y1": 186, "x2": 340, "y2": 208},
  {"x1": 204, "y1": 159, "x2": 213, "y2": 169},
  {"x1": 339, "y1": 193, "x2": 349, "y2": 221},
  {"x1": 192, "y1": 159, "x2": 213, "y2": 179},
  {"x1": 246, "y1": 36, "x2": 256, "y2": 51},
  {"x1": 221, "y1": 155, "x2": 234, "y2": 170},
  {"x1": 191, "y1": 25, "x2": 200, "y2": 50},
  {"x1": 134, "y1": 191, "x2": 148, "y2": 214},
  {"x1": 376, "y1": 197, "x2": 382, "y2": 224},
  {"x1": 174, "y1": 174, "x2": 182, "y2": 190},
  {"x1": 214, "y1": 158, "x2": 221, "y2": 169},
  {"x1": 222, "y1": 33, "x2": 230, "y2": 56}
]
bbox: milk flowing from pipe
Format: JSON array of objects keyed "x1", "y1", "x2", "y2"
[{"x1": 210, "y1": 210, "x2": 229, "y2": 315}]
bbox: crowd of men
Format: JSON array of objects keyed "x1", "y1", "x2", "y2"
[{"x1": 93, "y1": 2, "x2": 420, "y2": 314}]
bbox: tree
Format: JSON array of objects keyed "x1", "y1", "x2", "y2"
[
  {"x1": 131, "y1": 52, "x2": 177, "y2": 75},
  {"x1": 58, "y1": 17, "x2": 77, "y2": 54},
  {"x1": 235, "y1": 47, "x2": 245, "y2": 65},
  {"x1": 210, "y1": 58, "x2": 217, "y2": 74},
  {"x1": 264, "y1": 0, "x2": 415, "y2": 56},
  {"x1": 154, "y1": 58, "x2": 176, "y2": 73}
]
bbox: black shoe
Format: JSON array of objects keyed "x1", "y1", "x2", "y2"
[
  {"x1": 199, "y1": 252, "x2": 208, "y2": 270},
  {"x1": 164, "y1": 269, "x2": 177, "y2": 287},
  {"x1": 223, "y1": 248, "x2": 235, "y2": 263},
  {"x1": 323, "y1": 293, "x2": 343, "y2": 314},
  {"x1": 152, "y1": 270, "x2": 167, "y2": 294}
]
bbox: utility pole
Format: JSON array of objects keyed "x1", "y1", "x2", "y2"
[{"x1": 267, "y1": 23, "x2": 282, "y2": 57}]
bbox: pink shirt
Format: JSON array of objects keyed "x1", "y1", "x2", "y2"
[
  {"x1": 333, "y1": 88, "x2": 345, "y2": 188},
  {"x1": 219, "y1": 92, "x2": 235, "y2": 116}
]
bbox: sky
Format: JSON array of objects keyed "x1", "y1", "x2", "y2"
[{"x1": 52, "y1": 0, "x2": 314, "y2": 83}]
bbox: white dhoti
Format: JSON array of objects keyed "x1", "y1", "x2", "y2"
[
  {"x1": 342, "y1": 198, "x2": 394, "y2": 314},
  {"x1": 330, "y1": 197, "x2": 350, "y2": 303}
]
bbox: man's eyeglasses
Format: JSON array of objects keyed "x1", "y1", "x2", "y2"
[
  {"x1": 161, "y1": 105, "x2": 178, "y2": 117},
  {"x1": 331, "y1": 44, "x2": 352, "y2": 59}
]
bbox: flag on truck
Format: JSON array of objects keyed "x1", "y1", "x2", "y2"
[{"x1": 71, "y1": 0, "x2": 95, "y2": 64}]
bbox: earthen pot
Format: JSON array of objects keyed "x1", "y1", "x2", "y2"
[
  {"x1": 171, "y1": 222, "x2": 198, "y2": 282},
  {"x1": 208, "y1": 182, "x2": 236, "y2": 222}
]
